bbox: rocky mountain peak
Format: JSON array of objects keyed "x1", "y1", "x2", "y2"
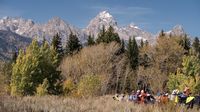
[
  {"x1": 47, "y1": 17, "x2": 67, "y2": 26},
  {"x1": 163, "y1": 25, "x2": 186, "y2": 37},
  {"x1": 84, "y1": 11, "x2": 118, "y2": 37},
  {"x1": 98, "y1": 10, "x2": 113, "y2": 19},
  {"x1": 171, "y1": 25, "x2": 185, "y2": 34}
]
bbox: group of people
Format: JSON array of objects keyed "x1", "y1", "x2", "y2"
[
  {"x1": 128, "y1": 89, "x2": 155, "y2": 104},
  {"x1": 113, "y1": 89, "x2": 155, "y2": 104},
  {"x1": 113, "y1": 86, "x2": 200, "y2": 109},
  {"x1": 168, "y1": 86, "x2": 200, "y2": 109}
]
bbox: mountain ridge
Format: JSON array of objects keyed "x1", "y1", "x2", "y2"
[
  {"x1": 0, "y1": 11, "x2": 186, "y2": 42},
  {"x1": 0, "y1": 11, "x2": 187, "y2": 60}
]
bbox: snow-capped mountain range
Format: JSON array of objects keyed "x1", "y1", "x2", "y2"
[
  {"x1": 0, "y1": 11, "x2": 187, "y2": 60},
  {"x1": 0, "y1": 16, "x2": 87, "y2": 44}
]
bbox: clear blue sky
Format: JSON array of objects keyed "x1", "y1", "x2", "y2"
[{"x1": 0, "y1": 0, "x2": 199, "y2": 37}]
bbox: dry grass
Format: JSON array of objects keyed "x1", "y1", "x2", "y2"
[{"x1": 1, "y1": 95, "x2": 199, "y2": 112}]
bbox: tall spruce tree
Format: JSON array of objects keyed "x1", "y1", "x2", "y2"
[
  {"x1": 11, "y1": 50, "x2": 18, "y2": 63},
  {"x1": 65, "y1": 32, "x2": 82, "y2": 55},
  {"x1": 96, "y1": 25, "x2": 106, "y2": 43},
  {"x1": 192, "y1": 37, "x2": 200, "y2": 56},
  {"x1": 120, "y1": 39, "x2": 125, "y2": 53},
  {"x1": 159, "y1": 29, "x2": 165, "y2": 37},
  {"x1": 42, "y1": 36, "x2": 46, "y2": 46},
  {"x1": 40, "y1": 42, "x2": 62, "y2": 95},
  {"x1": 140, "y1": 39, "x2": 144, "y2": 48},
  {"x1": 127, "y1": 37, "x2": 139, "y2": 70},
  {"x1": 179, "y1": 34, "x2": 191, "y2": 53},
  {"x1": 104, "y1": 26, "x2": 120, "y2": 43},
  {"x1": 96, "y1": 26, "x2": 120, "y2": 44},
  {"x1": 144, "y1": 40, "x2": 149, "y2": 47},
  {"x1": 87, "y1": 34, "x2": 95, "y2": 46},
  {"x1": 51, "y1": 33, "x2": 64, "y2": 62}
]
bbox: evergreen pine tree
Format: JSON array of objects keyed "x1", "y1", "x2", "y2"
[
  {"x1": 96, "y1": 25, "x2": 106, "y2": 43},
  {"x1": 120, "y1": 39, "x2": 125, "y2": 53},
  {"x1": 159, "y1": 29, "x2": 165, "y2": 37},
  {"x1": 144, "y1": 40, "x2": 149, "y2": 47},
  {"x1": 87, "y1": 34, "x2": 95, "y2": 46},
  {"x1": 42, "y1": 36, "x2": 46, "y2": 46},
  {"x1": 51, "y1": 33, "x2": 64, "y2": 62},
  {"x1": 96, "y1": 26, "x2": 120, "y2": 44},
  {"x1": 127, "y1": 37, "x2": 139, "y2": 70},
  {"x1": 105, "y1": 26, "x2": 121, "y2": 43},
  {"x1": 140, "y1": 39, "x2": 144, "y2": 48},
  {"x1": 192, "y1": 37, "x2": 200, "y2": 56},
  {"x1": 11, "y1": 50, "x2": 18, "y2": 63},
  {"x1": 179, "y1": 34, "x2": 191, "y2": 53},
  {"x1": 65, "y1": 32, "x2": 82, "y2": 55}
]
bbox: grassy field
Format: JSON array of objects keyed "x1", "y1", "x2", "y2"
[{"x1": 0, "y1": 95, "x2": 199, "y2": 112}]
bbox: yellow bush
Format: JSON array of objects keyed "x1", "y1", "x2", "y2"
[
  {"x1": 63, "y1": 78, "x2": 76, "y2": 95},
  {"x1": 77, "y1": 75, "x2": 101, "y2": 97},
  {"x1": 36, "y1": 78, "x2": 48, "y2": 96}
]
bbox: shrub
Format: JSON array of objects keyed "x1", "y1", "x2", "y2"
[
  {"x1": 167, "y1": 70, "x2": 187, "y2": 92},
  {"x1": 167, "y1": 55, "x2": 200, "y2": 93},
  {"x1": 36, "y1": 78, "x2": 49, "y2": 96},
  {"x1": 63, "y1": 78, "x2": 76, "y2": 95},
  {"x1": 77, "y1": 74, "x2": 101, "y2": 97},
  {"x1": 167, "y1": 69, "x2": 200, "y2": 94}
]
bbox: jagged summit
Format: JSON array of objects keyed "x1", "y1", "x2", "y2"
[
  {"x1": 48, "y1": 17, "x2": 63, "y2": 23},
  {"x1": 128, "y1": 23, "x2": 140, "y2": 29},
  {"x1": 172, "y1": 25, "x2": 184, "y2": 30},
  {"x1": 157, "y1": 25, "x2": 186, "y2": 38},
  {"x1": 171, "y1": 25, "x2": 185, "y2": 33},
  {"x1": 98, "y1": 10, "x2": 113, "y2": 19},
  {"x1": 84, "y1": 11, "x2": 118, "y2": 37}
]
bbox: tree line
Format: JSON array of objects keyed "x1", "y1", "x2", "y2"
[{"x1": 1, "y1": 25, "x2": 200, "y2": 97}]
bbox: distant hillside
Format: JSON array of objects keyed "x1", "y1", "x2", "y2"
[{"x1": 0, "y1": 30, "x2": 32, "y2": 61}]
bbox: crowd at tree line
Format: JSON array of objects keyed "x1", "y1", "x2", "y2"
[{"x1": 1, "y1": 25, "x2": 200, "y2": 97}]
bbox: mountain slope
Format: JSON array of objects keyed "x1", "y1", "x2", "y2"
[{"x1": 0, "y1": 30, "x2": 32, "y2": 60}]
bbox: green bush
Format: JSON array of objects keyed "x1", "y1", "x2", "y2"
[
  {"x1": 167, "y1": 69, "x2": 200, "y2": 94},
  {"x1": 167, "y1": 55, "x2": 200, "y2": 94},
  {"x1": 77, "y1": 74, "x2": 101, "y2": 97},
  {"x1": 167, "y1": 70, "x2": 186, "y2": 92}
]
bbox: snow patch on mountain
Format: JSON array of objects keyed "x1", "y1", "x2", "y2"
[{"x1": 99, "y1": 11, "x2": 112, "y2": 18}]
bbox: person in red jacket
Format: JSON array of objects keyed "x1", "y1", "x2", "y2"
[{"x1": 139, "y1": 90, "x2": 147, "y2": 104}]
